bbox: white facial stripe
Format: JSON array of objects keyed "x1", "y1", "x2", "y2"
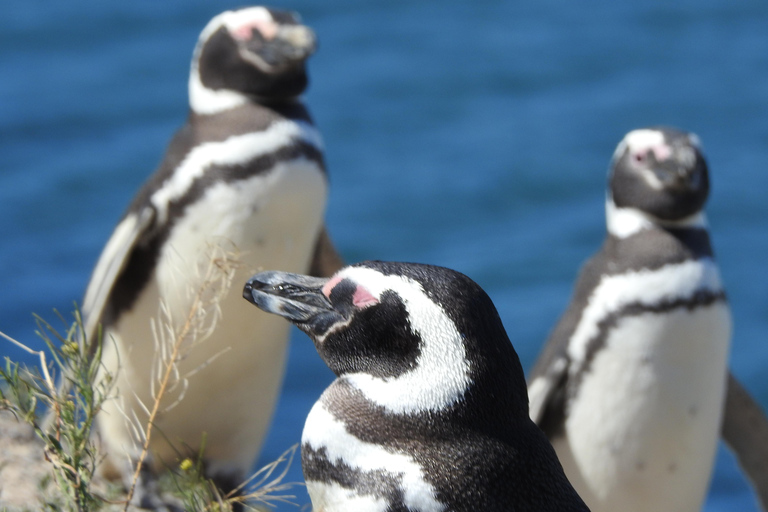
[
  {"x1": 623, "y1": 129, "x2": 666, "y2": 154},
  {"x1": 612, "y1": 128, "x2": 673, "y2": 166},
  {"x1": 230, "y1": 20, "x2": 277, "y2": 42},
  {"x1": 605, "y1": 198, "x2": 708, "y2": 238},
  {"x1": 567, "y1": 258, "x2": 724, "y2": 366},
  {"x1": 332, "y1": 266, "x2": 472, "y2": 414},
  {"x1": 611, "y1": 139, "x2": 628, "y2": 163},
  {"x1": 150, "y1": 120, "x2": 323, "y2": 224},
  {"x1": 303, "y1": 401, "x2": 445, "y2": 512},
  {"x1": 220, "y1": 7, "x2": 275, "y2": 40},
  {"x1": 196, "y1": 7, "x2": 273, "y2": 49}
]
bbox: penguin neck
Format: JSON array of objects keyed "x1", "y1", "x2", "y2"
[
  {"x1": 605, "y1": 196, "x2": 708, "y2": 239},
  {"x1": 340, "y1": 330, "x2": 472, "y2": 416},
  {"x1": 322, "y1": 373, "x2": 525, "y2": 439},
  {"x1": 189, "y1": 65, "x2": 249, "y2": 115},
  {"x1": 322, "y1": 269, "x2": 474, "y2": 416},
  {"x1": 188, "y1": 66, "x2": 303, "y2": 116}
]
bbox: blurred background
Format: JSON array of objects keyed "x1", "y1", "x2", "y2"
[{"x1": 1, "y1": 0, "x2": 766, "y2": 509}]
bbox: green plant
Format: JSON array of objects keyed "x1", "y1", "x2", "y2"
[
  {"x1": 160, "y1": 443, "x2": 300, "y2": 512},
  {"x1": 0, "y1": 247, "x2": 303, "y2": 511},
  {"x1": 1, "y1": 311, "x2": 111, "y2": 512}
]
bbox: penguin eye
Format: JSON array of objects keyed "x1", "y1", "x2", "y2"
[
  {"x1": 632, "y1": 151, "x2": 647, "y2": 164},
  {"x1": 322, "y1": 277, "x2": 379, "y2": 309}
]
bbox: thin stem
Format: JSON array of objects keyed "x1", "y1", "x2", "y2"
[
  {"x1": 123, "y1": 252, "x2": 234, "y2": 510},
  {"x1": 0, "y1": 330, "x2": 60, "y2": 437}
]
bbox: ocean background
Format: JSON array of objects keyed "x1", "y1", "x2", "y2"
[{"x1": 2, "y1": 0, "x2": 767, "y2": 510}]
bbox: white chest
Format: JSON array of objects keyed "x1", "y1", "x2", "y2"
[
  {"x1": 302, "y1": 398, "x2": 445, "y2": 512},
  {"x1": 560, "y1": 300, "x2": 731, "y2": 512},
  {"x1": 96, "y1": 157, "x2": 327, "y2": 474},
  {"x1": 148, "y1": 159, "x2": 325, "y2": 325}
]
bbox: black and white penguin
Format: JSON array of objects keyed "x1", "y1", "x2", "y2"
[
  {"x1": 82, "y1": 6, "x2": 343, "y2": 489},
  {"x1": 527, "y1": 127, "x2": 731, "y2": 512},
  {"x1": 243, "y1": 261, "x2": 590, "y2": 512}
]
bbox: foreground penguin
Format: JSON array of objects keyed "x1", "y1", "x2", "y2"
[
  {"x1": 528, "y1": 127, "x2": 731, "y2": 512},
  {"x1": 82, "y1": 6, "x2": 343, "y2": 489},
  {"x1": 244, "y1": 261, "x2": 590, "y2": 512}
]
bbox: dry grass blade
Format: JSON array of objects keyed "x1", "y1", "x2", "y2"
[
  {"x1": 227, "y1": 444, "x2": 302, "y2": 509},
  {"x1": 123, "y1": 245, "x2": 239, "y2": 510}
]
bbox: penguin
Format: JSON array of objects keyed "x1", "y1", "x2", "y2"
[
  {"x1": 80, "y1": 6, "x2": 343, "y2": 490},
  {"x1": 527, "y1": 127, "x2": 731, "y2": 512},
  {"x1": 243, "y1": 261, "x2": 590, "y2": 512}
]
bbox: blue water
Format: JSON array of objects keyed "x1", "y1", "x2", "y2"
[{"x1": 2, "y1": 0, "x2": 767, "y2": 509}]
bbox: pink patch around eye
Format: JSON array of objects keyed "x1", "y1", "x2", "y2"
[
  {"x1": 352, "y1": 286, "x2": 379, "y2": 308},
  {"x1": 650, "y1": 143, "x2": 672, "y2": 162},
  {"x1": 230, "y1": 20, "x2": 278, "y2": 41},
  {"x1": 322, "y1": 275, "x2": 344, "y2": 299},
  {"x1": 634, "y1": 143, "x2": 672, "y2": 163}
]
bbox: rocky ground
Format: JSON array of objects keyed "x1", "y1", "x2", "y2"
[
  {"x1": 0, "y1": 410, "x2": 50, "y2": 510},
  {"x1": 0, "y1": 411, "x2": 282, "y2": 512},
  {"x1": 0, "y1": 411, "x2": 176, "y2": 511}
]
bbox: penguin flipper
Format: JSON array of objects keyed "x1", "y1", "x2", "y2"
[
  {"x1": 527, "y1": 276, "x2": 588, "y2": 437},
  {"x1": 528, "y1": 348, "x2": 570, "y2": 438},
  {"x1": 722, "y1": 371, "x2": 768, "y2": 511},
  {"x1": 528, "y1": 250, "x2": 609, "y2": 437},
  {"x1": 81, "y1": 206, "x2": 155, "y2": 347},
  {"x1": 307, "y1": 225, "x2": 344, "y2": 278},
  {"x1": 40, "y1": 207, "x2": 154, "y2": 433}
]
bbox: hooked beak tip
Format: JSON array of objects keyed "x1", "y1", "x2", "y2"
[{"x1": 242, "y1": 281, "x2": 254, "y2": 303}]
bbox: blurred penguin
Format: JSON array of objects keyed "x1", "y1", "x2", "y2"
[
  {"x1": 80, "y1": 6, "x2": 343, "y2": 494},
  {"x1": 528, "y1": 127, "x2": 730, "y2": 512}
]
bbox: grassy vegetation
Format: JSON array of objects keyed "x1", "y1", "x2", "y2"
[
  {"x1": 1, "y1": 311, "x2": 109, "y2": 511},
  {"x1": 0, "y1": 248, "x2": 301, "y2": 511}
]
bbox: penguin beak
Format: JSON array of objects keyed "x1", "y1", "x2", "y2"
[
  {"x1": 239, "y1": 23, "x2": 317, "y2": 72},
  {"x1": 275, "y1": 24, "x2": 317, "y2": 59},
  {"x1": 650, "y1": 162, "x2": 698, "y2": 190},
  {"x1": 243, "y1": 271, "x2": 340, "y2": 330},
  {"x1": 649, "y1": 146, "x2": 704, "y2": 191}
]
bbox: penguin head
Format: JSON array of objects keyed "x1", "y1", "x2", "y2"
[
  {"x1": 609, "y1": 127, "x2": 709, "y2": 221},
  {"x1": 189, "y1": 7, "x2": 316, "y2": 112},
  {"x1": 243, "y1": 261, "x2": 529, "y2": 417}
]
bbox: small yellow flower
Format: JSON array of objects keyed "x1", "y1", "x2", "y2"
[
  {"x1": 62, "y1": 342, "x2": 79, "y2": 357},
  {"x1": 179, "y1": 458, "x2": 194, "y2": 472}
]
